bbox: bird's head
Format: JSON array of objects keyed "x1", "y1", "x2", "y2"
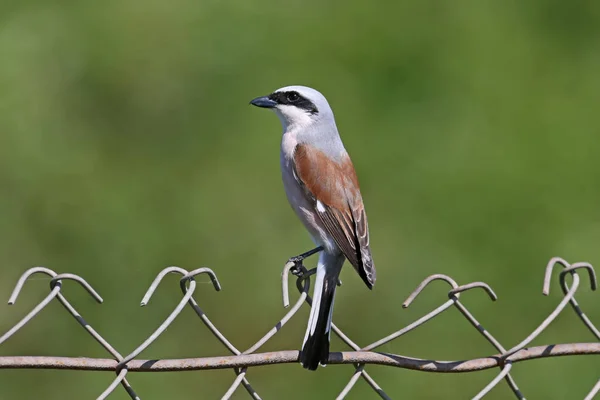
[{"x1": 250, "y1": 85, "x2": 334, "y2": 132}]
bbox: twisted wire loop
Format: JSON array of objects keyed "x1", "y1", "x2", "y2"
[
  {"x1": 335, "y1": 274, "x2": 523, "y2": 399},
  {"x1": 0, "y1": 267, "x2": 139, "y2": 400},
  {"x1": 0, "y1": 257, "x2": 598, "y2": 399}
]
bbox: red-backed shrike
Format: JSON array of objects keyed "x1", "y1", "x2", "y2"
[{"x1": 251, "y1": 86, "x2": 376, "y2": 370}]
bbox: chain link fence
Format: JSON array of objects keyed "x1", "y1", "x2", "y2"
[{"x1": 0, "y1": 256, "x2": 598, "y2": 399}]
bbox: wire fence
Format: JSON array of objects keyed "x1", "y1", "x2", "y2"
[{"x1": 0, "y1": 256, "x2": 598, "y2": 399}]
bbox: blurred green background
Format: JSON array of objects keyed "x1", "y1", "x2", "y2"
[{"x1": 1, "y1": 0, "x2": 599, "y2": 399}]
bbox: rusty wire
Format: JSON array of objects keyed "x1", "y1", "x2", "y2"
[{"x1": 0, "y1": 257, "x2": 598, "y2": 399}]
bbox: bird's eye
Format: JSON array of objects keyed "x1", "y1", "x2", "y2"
[{"x1": 287, "y1": 92, "x2": 299, "y2": 102}]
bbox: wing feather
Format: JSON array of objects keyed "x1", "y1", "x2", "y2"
[{"x1": 293, "y1": 144, "x2": 376, "y2": 288}]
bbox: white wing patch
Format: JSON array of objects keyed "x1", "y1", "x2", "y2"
[{"x1": 316, "y1": 200, "x2": 326, "y2": 212}]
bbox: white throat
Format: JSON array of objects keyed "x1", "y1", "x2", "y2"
[{"x1": 274, "y1": 105, "x2": 315, "y2": 133}]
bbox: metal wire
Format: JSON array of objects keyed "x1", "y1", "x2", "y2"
[{"x1": 0, "y1": 257, "x2": 597, "y2": 399}]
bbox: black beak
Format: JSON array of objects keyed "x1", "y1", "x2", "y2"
[{"x1": 250, "y1": 95, "x2": 277, "y2": 109}]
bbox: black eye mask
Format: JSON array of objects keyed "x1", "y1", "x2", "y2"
[{"x1": 268, "y1": 91, "x2": 319, "y2": 114}]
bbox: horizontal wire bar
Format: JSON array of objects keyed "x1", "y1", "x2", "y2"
[{"x1": 0, "y1": 343, "x2": 597, "y2": 372}]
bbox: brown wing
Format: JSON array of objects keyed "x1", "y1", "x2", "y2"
[{"x1": 293, "y1": 144, "x2": 376, "y2": 288}]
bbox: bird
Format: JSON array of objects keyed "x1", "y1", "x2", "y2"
[{"x1": 250, "y1": 85, "x2": 376, "y2": 370}]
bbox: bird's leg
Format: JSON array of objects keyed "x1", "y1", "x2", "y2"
[{"x1": 287, "y1": 246, "x2": 324, "y2": 277}]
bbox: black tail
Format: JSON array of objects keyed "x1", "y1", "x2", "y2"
[{"x1": 300, "y1": 265, "x2": 339, "y2": 371}]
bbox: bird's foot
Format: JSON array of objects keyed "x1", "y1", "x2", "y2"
[
  {"x1": 288, "y1": 259, "x2": 307, "y2": 278},
  {"x1": 286, "y1": 246, "x2": 324, "y2": 278}
]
